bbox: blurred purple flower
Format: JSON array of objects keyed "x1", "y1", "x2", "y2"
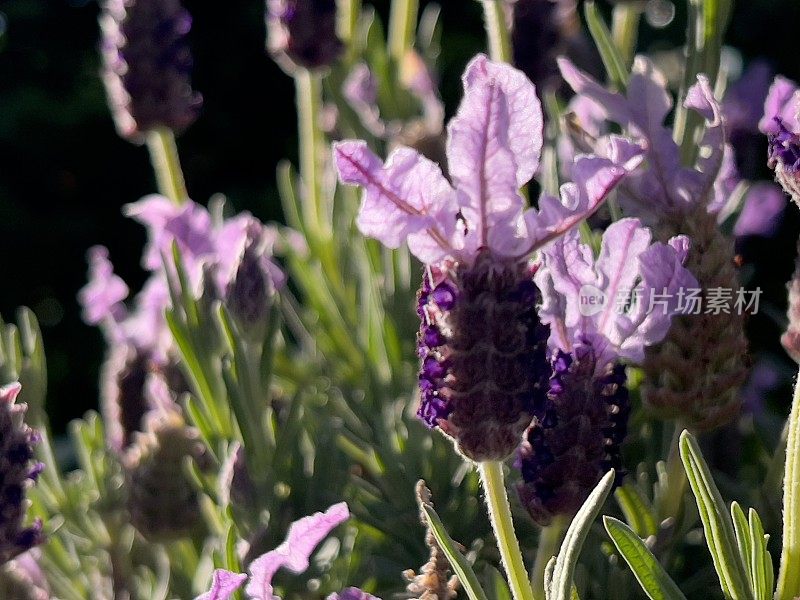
[
  {"x1": 266, "y1": 0, "x2": 344, "y2": 72},
  {"x1": 79, "y1": 246, "x2": 130, "y2": 326},
  {"x1": 559, "y1": 57, "x2": 729, "y2": 219},
  {"x1": 733, "y1": 182, "x2": 787, "y2": 238}
]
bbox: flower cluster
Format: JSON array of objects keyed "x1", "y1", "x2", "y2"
[
  {"x1": 79, "y1": 196, "x2": 284, "y2": 452},
  {"x1": 760, "y1": 76, "x2": 800, "y2": 205},
  {"x1": 266, "y1": 0, "x2": 344, "y2": 72},
  {"x1": 0, "y1": 383, "x2": 44, "y2": 566},
  {"x1": 336, "y1": 54, "x2": 643, "y2": 462}
]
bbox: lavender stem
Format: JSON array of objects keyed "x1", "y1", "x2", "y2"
[{"x1": 145, "y1": 127, "x2": 188, "y2": 205}]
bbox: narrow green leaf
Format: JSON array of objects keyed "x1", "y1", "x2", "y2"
[
  {"x1": 422, "y1": 504, "x2": 490, "y2": 600},
  {"x1": 584, "y1": 1, "x2": 629, "y2": 90},
  {"x1": 731, "y1": 501, "x2": 753, "y2": 591},
  {"x1": 551, "y1": 470, "x2": 615, "y2": 600},
  {"x1": 748, "y1": 508, "x2": 772, "y2": 600},
  {"x1": 680, "y1": 431, "x2": 754, "y2": 600},
  {"x1": 483, "y1": 564, "x2": 512, "y2": 600},
  {"x1": 603, "y1": 516, "x2": 687, "y2": 600},
  {"x1": 776, "y1": 368, "x2": 800, "y2": 600},
  {"x1": 615, "y1": 484, "x2": 658, "y2": 538}
]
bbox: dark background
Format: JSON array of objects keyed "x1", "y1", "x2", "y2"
[{"x1": 1, "y1": 0, "x2": 799, "y2": 432}]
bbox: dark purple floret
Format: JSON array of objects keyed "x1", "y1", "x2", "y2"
[
  {"x1": 100, "y1": 0, "x2": 203, "y2": 142},
  {"x1": 0, "y1": 384, "x2": 44, "y2": 566},
  {"x1": 515, "y1": 346, "x2": 629, "y2": 526},
  {"x1": 768, "y1": 117, "x2": 800, "y2": 173},
  {"x1": 266, "y1": 0, "x2": 344, "y2": 72},
  {"x1": 415, "y1": 252, "x2": 551, "y2": 461}
]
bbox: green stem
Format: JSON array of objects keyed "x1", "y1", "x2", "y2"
[
  {"x1": 611, "y1": 2, "x2": 641, "y2": 69},
  {"x1": 295, "y1": 69, "x2": 324, "y2": 236},
  {"x1": 338, "y1": 0, "x2": 361, "y2": 47},
  {"x1": 388, "y1": 0, "x2": 418, "y2": 63},
  {"x1": 776, "y1": 367, "x2": 800, "y2": 599},
  {"x1": 531, "y1": 518, "x2": 567, "y2": 600},
  {"x1": 481, "y1": 0, "x2": 512, "y2": 63},
  {"x1": 480, "y1": 461, "x2": 536, "y2": 600},
  {"x1": 657, "y1": 423, "x2": 688, "y2": 523},
  {"x1": 145, "y1": 127, "x2": 188, "y2": 204}
]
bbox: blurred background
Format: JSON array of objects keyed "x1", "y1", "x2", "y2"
[{"x1": 1, "y1": 0, "x2": 799, "y2": 433}]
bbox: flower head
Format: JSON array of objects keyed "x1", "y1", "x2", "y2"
[
  {"x1": 0, "y1": 383, "x2": 44, "y2": 566},
  {"x1": 336, "y1": 55, "x2": 639, "y2": 460},
  {"x1": 516, "y1": 219, "x2": 695, "y2": 524},
  {"x1": 266, "y1": 0, "x2": 344, "y2": 72},
  {"x1": 100, "y1": 0, "x2": 202, "y2": 142}
]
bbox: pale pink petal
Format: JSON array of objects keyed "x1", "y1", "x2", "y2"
[
  {"x1": 195, "y1": 569, "x2": 247, "y2": 600},
  {"x1": 446, "y1": 54, "x2": 542, "y2": 252},
  {"x1": 759, "y1": 76, "x2": 800, "y2": 134},
  {"x1": 334, "y1": 141, "x2": 456, "y2": 262},
  {"x1": 245, "y1": 503, "x2": 350, "y2": 600},
  {"x1": 79, "y1": 246, "x2": 129, "y2": 326}
]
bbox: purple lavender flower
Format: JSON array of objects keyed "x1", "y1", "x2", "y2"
[
  {"x1": 195, "y1": 503, "x2": 353, "y2": 600},
  {"x1": 759, "y1": 76, "x2": 800, "y2": 204},
  {"x1": 0, "y1": 383, "x2": 44, "y2": 566},
  {"x1": 516, "y1": 219, "x2": 696, "y2": 524},
  {"x1": 266, "y1": 0, "x2": 344, "y2": 72},
  {"x1": 100, "y1": 0, "x2": 202, "y2": 142},
  {"x1": 559, "y1": 57, "x2": 750, "y2": 430},
  {"x1": 335, "y1": 55, "x2": 641, "y2": 461}
]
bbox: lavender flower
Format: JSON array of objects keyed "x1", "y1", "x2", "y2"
[
  {"x1": 266, "y1": 0, "x2": 344, "y2": 72},
  {"x1": 100, "y1": 0, "x2": 202, "y2": 142},
  {"x1": 759, "y1": 76, "x2": 800, "y2": 204},
  {"x1": 195, "y1": 502, "x2": 353, "y2": 600},
  {"x1": 335, "y1": 55, "x2": 640, "y2": 461},
  {"x1": 0, "y1": 383, "x2": 44, "y2": 566},
  {"x1": 560, "y1": 57, "x2": 749, "y2": 430},
  {"x1": 123, "y1": 407, "x2": 207, "y2": 541},
  {"x1": 517, "y1": 220, "x2": 696, "y2": 524},
  {"x1": 733, "y1": 183, "x2": 787, "y2": 239}
]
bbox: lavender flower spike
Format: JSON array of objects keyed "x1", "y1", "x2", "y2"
[
  {"x1": 759, "y1": 76, "x2": 800, "y2": 205},
  {"x1": 0, "y1": 383, "x2": 44, "y2": 566},
  {"x1": 100, "y1": 0, "x2": 202, "y2": 143},
  {"x1": 266, "y1": 0, "x2": 344, "y2": 73},
  {"x1": 335, "y1": 54, "x2": 640, "y2": 461},
  {"x1": 517, "y1": 220, "x2": 696, "y2": 524}
]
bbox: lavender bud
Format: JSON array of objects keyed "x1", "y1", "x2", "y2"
[
  {"x1": 124, "y1": 411, "x2": 207, "y2": 541},
  {"x1": 224, "y1": 229, "x2": 278, "y2": 343},
  {"x1": 100, "y1": 344, "x2": 153, "y2": 452},
  {"x1": 100, "y1": 0, "x2": 202, "y2": 143},
  {"x1": 266, "y1": 0, "x2": 344, "y2": 73},
  {"x1": 515, "y1": 347, "x2": 629, "y2": 526},
  {"x1": 417, "y1": 252, "x2": 551, "y2": 462},
  {"x1": 0, "y1": 384, "x2": 44, "y2": 566},
  {"x1": 643, "y1": 209, "x2": 748, "y2": 430}
]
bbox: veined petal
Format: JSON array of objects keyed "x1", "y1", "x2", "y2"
[
  {"x1": 446, "y1": 54, "x2": 542, "y2": 253},
  {"x1": 685, "y1": 75, "x2": 727, "y2": 199},
  {"x1": 334, "y1": 140, "x2": 456, "y2": 262},
  {"x1": 194, "y1": 569, "x2": 247, "y2": 600},
  {"x1": 524, "y1": 150, "x2": 639, "y2": 252},
  {"x1": 245, "y1": 503, "x2": 350, "y2": 600}
]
